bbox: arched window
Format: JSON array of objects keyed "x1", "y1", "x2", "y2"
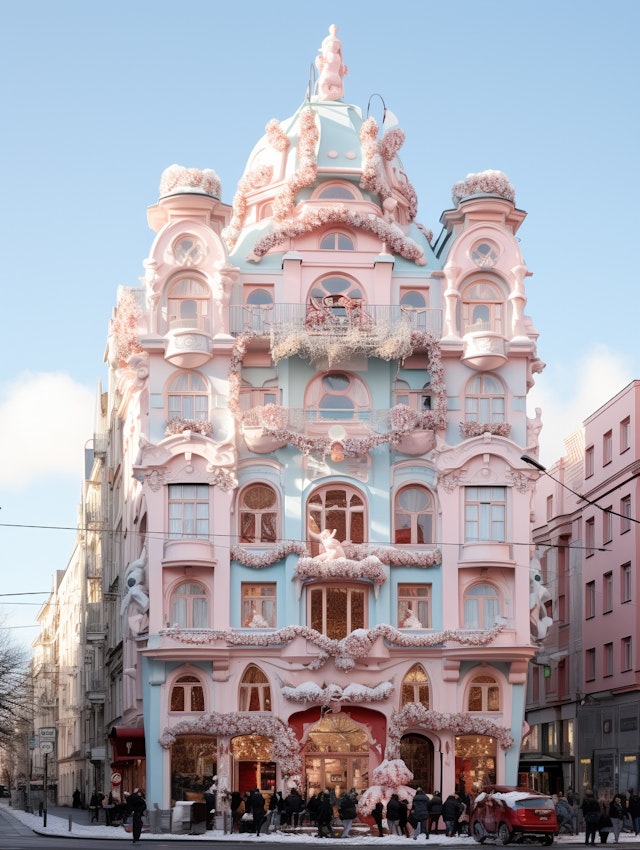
[
  {"x1": 246, "y1": 288, "x2": 274, "y2": 306},
  {"x1": 239, "y1": 378, "x2": 279, "y2": 411},
  {"x1": 305, "y1": 372, "x2": 371, "y2": 422},
  {"x1": 464, "y1": 374, "x2": 505, "y2": 423},
  {"x1": 394, "y1": 485, "x2": 434, "y2": 544},
  {"x1": 173, "y1": 236, "x2": 203, "y2": 266},
  {"x1": 239, "y1": 665, "x2": 272, "y2": 711},
  {"x1": 309, "y1": 276, "x2": 363, "y2": 306},
  {"x1": 401, "y1": 663, "x2": 430, "y2": 707},
  {"x1": 308, "y1": 585, "x2": 366, "y2": 639},
  {"x1": 167, "y1": 373, "x2": 209, "y2": 422},
  {"x1": 463, "y1": 583, "x2": 500, "y2": 629},
  {"x1": 307, "y1": 484, "x2": 366, "y2": 551},
  {"x1": 167, "y1": 277, "x2": 211, "y2": 333},
  {"x1": 171, "y1": 581, "x2": 208, "y2": 628},
  {"x1": 467, "y1": 673, "x2": 501, "y2": 712},
  {"x1": 471, "y1": 241, "x2": 499, "y2": 269},
  {"x1": 239, "y1": 484, "x2": 278, "y2": 544},
  {"x1": 398, "y1": 584, "x2": 431, "y2": 629},
  {"x1": 316, "y1": 184, "x2": 357, "y2": 200},
  {"x1": 461, "y1": 280, "x2": 504, "y2": 335},
  {"x1": 170, "y1": 674, "x2": 205, "y2": 712},
  {"x1": 320, "y1": 231, "x2": 354, "y2": 250},
  {"x1": 393, "y1": 379, "x2": 432, "y2": 412}
]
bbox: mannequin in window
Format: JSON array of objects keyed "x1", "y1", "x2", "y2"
[{"x1": 401, "y1": 605, "x2": 422, "y2": 629}]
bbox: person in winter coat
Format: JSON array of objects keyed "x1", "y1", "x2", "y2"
[
  {"x1": 428, "y1": 791, "x2": 444, "y2": 836},
  {"x1": 316, "y1": 792, "x2": 334, "y2": 837},
  {"x1": 582, "y1": 789, "x2": 601, "y2": 846},
  {"x1": 609, "y1": 794, "x2": 625, "y2": 843},
  {"x1": 338, "y1": 790, "x2": 357, "y2": 837},
  {"x1": 554, "y1": 793, "x2": 574, "y2": 834},
  {"x1": 411, "y1": 788, "x2": 430, "y2": 840},
  {"x1": 627, "y1": 790, "x2": 640, "y2": 835},
  {"x1": 386, "y1": 793, "x2": 402, "y2": 836},
  {"x1": 372, "y1": 801, "x2": 384, "y2": 837},
  {"x1": 127, "y1": 788, "x2": 146, "y2": 845},
  {"x1": 249, "y1": 788, "x2": 267, "y2": 837},
  {"x1": 442, "y1": 793, "x2": 464, "y2": 837},
  {"x1": 269, "y1": 791, "x2": 285, "y2": 831},
  {"x1": 284, "y1": 788, "x2": 304, "y2": 829},
  {"x1": 598, "y1": 800, "x2": 613, "y2": 844},
  {"x1": 399, "y1": 798, "x2": 410, "y2": 836}
]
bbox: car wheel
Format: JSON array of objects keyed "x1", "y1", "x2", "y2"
[
  {"x1": 542, "y1": 836, "x2": 554, "y2": 845},
  {"x1": 473, "y1": 822, "x2": 486, "y2": 844},
  {"x1": 497, "y1": 822, "x2": 512, "y2": 845}
]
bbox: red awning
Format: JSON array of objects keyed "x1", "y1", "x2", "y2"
[{"x1": 108, "y1": 726, "x2": 146, "y2": 760}]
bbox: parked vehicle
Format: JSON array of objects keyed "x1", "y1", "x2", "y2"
[{"x1": 470, "y1": 785, "x2": 558, "y2": 845}]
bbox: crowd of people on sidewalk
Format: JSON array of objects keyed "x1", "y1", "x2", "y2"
[
  {"x1": 575, "y1": 788, "x2": 640, "y2": 845},
  {"x1": 229, "y1": 785, "x2": 471, "y2": 839}
]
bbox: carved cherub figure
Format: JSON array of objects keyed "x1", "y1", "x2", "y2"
[{"x1": 309, "y1": 522, "x2": 347, "y2": 562}]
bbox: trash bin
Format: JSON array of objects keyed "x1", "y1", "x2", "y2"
[{"x1": 191, "y1": 802, "x2": 208, "y2": 834}]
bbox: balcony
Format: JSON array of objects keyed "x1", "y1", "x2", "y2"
[
  {"x1": 163, "y1": 537, "x2": 216, "y2": 567},
  {"x1": 229, "y1": 303, "x2": 443, "y2": 340},
  {"x1": 164, "y1": 316, "x2": 212, "y2": 368},
  {"x1": 461, "y1": 323, "x2": 508, "y2": 371},
  {"x1": 458, "y1": 541, "x2": 514, "y2": 567}
]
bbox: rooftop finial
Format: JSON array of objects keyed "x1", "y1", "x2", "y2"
[{"x1": 315, "y1": 24, "x2": 348, "y2": 101}]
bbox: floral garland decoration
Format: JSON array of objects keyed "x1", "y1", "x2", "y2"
[
  {"x1": 460, "y1": 421, "x2": 512, "y2": 438},
  {"x1": 273, "y1": 107, "x2": 319, "y2": 221},
  {"x1": 222, "y1": 164, "x2": 273, "y2": 250},
  {"x1": 230, "y1": 541, "x2": 307, "y2": 567},
  {"x1": 359, "y1": 117, "x2": 419, "y2": 223},
  {"x1": 452, "y1": 169, "x2": 515, "y2": 205},
  {"x1": 165, "y1": 417, "x2": 213, "y2": 437},
  {"x1": 357, "y1": 759, "x2": 417, "y2": 814},
  {"x1": 159, "y1": 712, "x2": 302, "y2": 783},
  {"x1": 281, "y1": 680, "x2": 394, "y2": 705},
  {"x1": 295, "y1": 555, "x2": 387, "y2": 586},
  {"x1": 162, "y1": 622, "x2": 505, "y2": 671},
  {"x1": 386, "y1": 703, "x2": 515, "y2": 755},
  {"x1": 342, "y1": 544, "x2": 442, "y2": 568},
  {"x1": 159, "y1": 164, "x2": 222, "y2": 198},
  {"x1": 110, "y1": 288, "x2": 144, "y2": 364},
  {"x1": 247, "y1": 205, "x2": 426, "y2": 265}
]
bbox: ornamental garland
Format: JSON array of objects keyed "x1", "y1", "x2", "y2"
[
  {"x1": 165, "y1": 418, "x2": 213, "y2": 437},
  {"x1": 452, "y1": 169, "x2": 515, "y2": 205},
  {"x1": 273, "y1": 107, "x2": 319, "y2": 221},
  {"x1": 230, "y1": 541, "x2": 307, "y2": 567},
  {"x1": 359, "y1": 117, "x2": 419, "y2": 223},
  {"x1": 386, "y1": 703, "x2": 515, "y2": 755},
  {"x1": 110, "y1": 289, "x2": 144, "y2": 363},
  {"x1": 295, "y1": 555, "x2": 387, "y2": 586},
  {"x1": 161, "y1": 622, "x2": 505, "y2": 671},
  {"x1": 247, "y1": 205, "x2": 426, "y2": 265},
  {"x1": 159, "y1": 164, "x2": 222, "y2": 199},
  {"x1": 222, "y1": 164, "x2": 274, "y2": 250},
  {"x1": 159, "y1": 712, "x2": 302, "y2": 783},
  {"x1": 460, "y1": 421, "x2": 512, "y2": 438},
  {"x1": 281, "y1": 680, "x2": 394, "y2": 705}
]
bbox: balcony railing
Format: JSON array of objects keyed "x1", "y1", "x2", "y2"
[
  {"x1": 229, "y1": 303, "x2": 442, "y2": 337},
  {"x1": 242, "y1": 407, "x2": 407, "y2": 433}
]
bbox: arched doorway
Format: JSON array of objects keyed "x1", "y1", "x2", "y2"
[
  {"x1": 304, "y1": 714, "x2": 369, "y2": 800},
  {"x1": 400, "y1": 733, "x2": 434, "y2": 791},
  {"x1": 231, "y1": 734, "x2": 276, "y2": 794},
  {"x1": 455, "y1": 735, "x2": 497, "y2": 795},
  {"x1": 170, "y1": 735, "x2": 217, "y2": 802}
]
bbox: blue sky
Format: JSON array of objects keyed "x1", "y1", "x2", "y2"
[{"x1": 1, "y1": 0, "x2": 638, "y2": 646}]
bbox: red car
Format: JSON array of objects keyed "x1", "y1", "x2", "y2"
[{"x1": 470, "y1": 785, "x2": 558, "y2": 845}]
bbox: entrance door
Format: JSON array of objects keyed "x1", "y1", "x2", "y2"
[{"x1": 304, "y1": 714, "x2": 369, "y2": 799}]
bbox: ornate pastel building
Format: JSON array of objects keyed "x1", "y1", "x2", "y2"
[{"x1": 103, "y1": 25, "x2": 549, "y2": 809}]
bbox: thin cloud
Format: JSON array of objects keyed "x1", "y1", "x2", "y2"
[
  {"x1": 528, "y1": 345, "x2": 633, "y2": 464},
  {"x1": 0, "y1": 372, "x2": 95, "y2": 490}
]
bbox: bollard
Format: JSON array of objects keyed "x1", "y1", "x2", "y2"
[
  {"x1": 39, "y1": 802, "x2": 43, "y2": 817},
  {"x1": 69, "y1": 815, "x2": 73, "y2": 832}
]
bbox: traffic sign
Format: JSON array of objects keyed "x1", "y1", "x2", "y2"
[
  {"x1": 40, "y1": 741, "x2": 54, "y2": 754},
  {"x1": 39, "y1": 727, "x2": 56, "y2": 740}
]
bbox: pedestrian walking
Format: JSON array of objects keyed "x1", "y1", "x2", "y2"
[{"x1": 127, "y1": 788, "x2": 146, "y2": 845}]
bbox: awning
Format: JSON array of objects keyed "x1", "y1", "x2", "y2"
[{"x1": 108, "y1": 726, "x2": 146, "y2": 760}]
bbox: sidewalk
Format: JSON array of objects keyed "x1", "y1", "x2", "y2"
[{"x1": 3, "y1": 802, "x2": 640, "y2": 844}]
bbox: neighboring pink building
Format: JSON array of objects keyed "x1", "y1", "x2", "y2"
[
  {"x1": 524, "y1": 381, "x2": 640, "y2": 798},
  {"x1": 100, "y1": 26, "x2": 547, "y2": 810}
]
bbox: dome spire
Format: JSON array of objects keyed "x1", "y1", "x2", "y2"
[{"x1": 315, "y1": 24, "x2": 348, "y2": 101}]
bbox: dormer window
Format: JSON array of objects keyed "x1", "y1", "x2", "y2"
[
  {"x1": 317, "y1": 184, "x2": 357, "y2": 200},
  {"x1": 320, "y1": 231, "x2": 354, "y2": 250},
  {"x1": 461, "y1": 281, "x2": 504, "y2": 335},
  {"x1": 167, "y1": 277, "x2": 211, "y2": 334}
]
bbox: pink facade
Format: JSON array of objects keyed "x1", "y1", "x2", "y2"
[
  {"x1": 525, "y1": 381, "x2": 640, "y2": 797},
  {"x1": 101, "y1": 26, "x2": 548, "y2": 812}
]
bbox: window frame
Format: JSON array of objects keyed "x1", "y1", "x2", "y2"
[
  {"x1": 620, "y1": 495, "x2": 631, "y2": 533},
  {"x1": 621, "y1": 562, "x2": 632, "y2": 603},
  {"x1": 585, "y1": 647, "x2": 596, "y2": 681},
  {"x1": 620, "y1": 417, "x2": 631, "y2": 453},
  {"x1": 168, "y1": 484, "x2": 210, "y2": 540},
  {"x1": 397, "y1": 583, "x2": 432, "y2": 628},
  {"x1": 463, "y1": 583, "x2": 501, "y2": 629},
  {"x1": 603, "y1": 572, "x2": 613, "y2": 614},
  {"x1": 603, "y1": 642, "x2": 614, "y2": 677},
  {"x1": 464, "y1": 486, "x2": 506, "y2": 542},
  {"x1": 401, "y1": 663, "x2": 430, "y2": 708},
  {"x1": 603, "y1": 430, "x2": 613, "y2": 466},
  {"x1": 461, "y1": 280, "x2": 505, "y2": 335},
  {"x1": 167, "y1": 372, "x2": 209, "y2": 422},
  {"x1": 241, "y1": 582, "x2": 277, "y2": 628},
  {"x1": 585, "y1": 517, "x2": 595, "y2": 556},
  {"x1": 464, "y1": 374, "x2": 506, "y2": 424},
  {"x1": 170, "y1": 673, "x2": 205, "y2": 713},
  {"x1": 308, "y1": 583, "x2": 367, "y2": 639},
  {"x1": 238, "y1": 483, "x2": 279, "y2": 545},
  {"x1": 239, "y1": 665, "x2": 272, "y2": 712},
  {"x1": 170, "y1": 580, "x2": 209, "y2": 629},
  {"x1": 467, "y1": 674, "x2": 501, "y2": 712},
  {"x1": 307, "y1": 484, "x2": 366, "y2": 554},
  {"x1": 393, "y1": 485, "x2": 435, "y2": 546},
  {"x1": 621, "y1": 636, "x2": 633, "y2": 672},
  {"x1": 585, "y1": 580, "x2": 596, "y2": 619},
  {"x1": 585, "y1": 445, "x2": 595, "y2": 478}
]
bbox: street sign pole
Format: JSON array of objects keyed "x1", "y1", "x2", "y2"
[{"x1": 43, "y1": 752, "x2": 48, "y2": 827}]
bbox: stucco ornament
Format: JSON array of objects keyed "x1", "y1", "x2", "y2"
[
  {"x1": 529, "y1": 550, "x2": 553, "y2": 642},
  {"x1": 315, "y1": 24, "x2": 348, "y2": 101},
  {"x1": 309, "y1": 525, "x2": 347, "y2": 561},
  {"x1": 120, "y1": 547, "x2": 149, "y2": 636}
]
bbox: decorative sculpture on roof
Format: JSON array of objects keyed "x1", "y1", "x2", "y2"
[{"x1": 316, "y1": 25, "x2": 348, "y2": 101}]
